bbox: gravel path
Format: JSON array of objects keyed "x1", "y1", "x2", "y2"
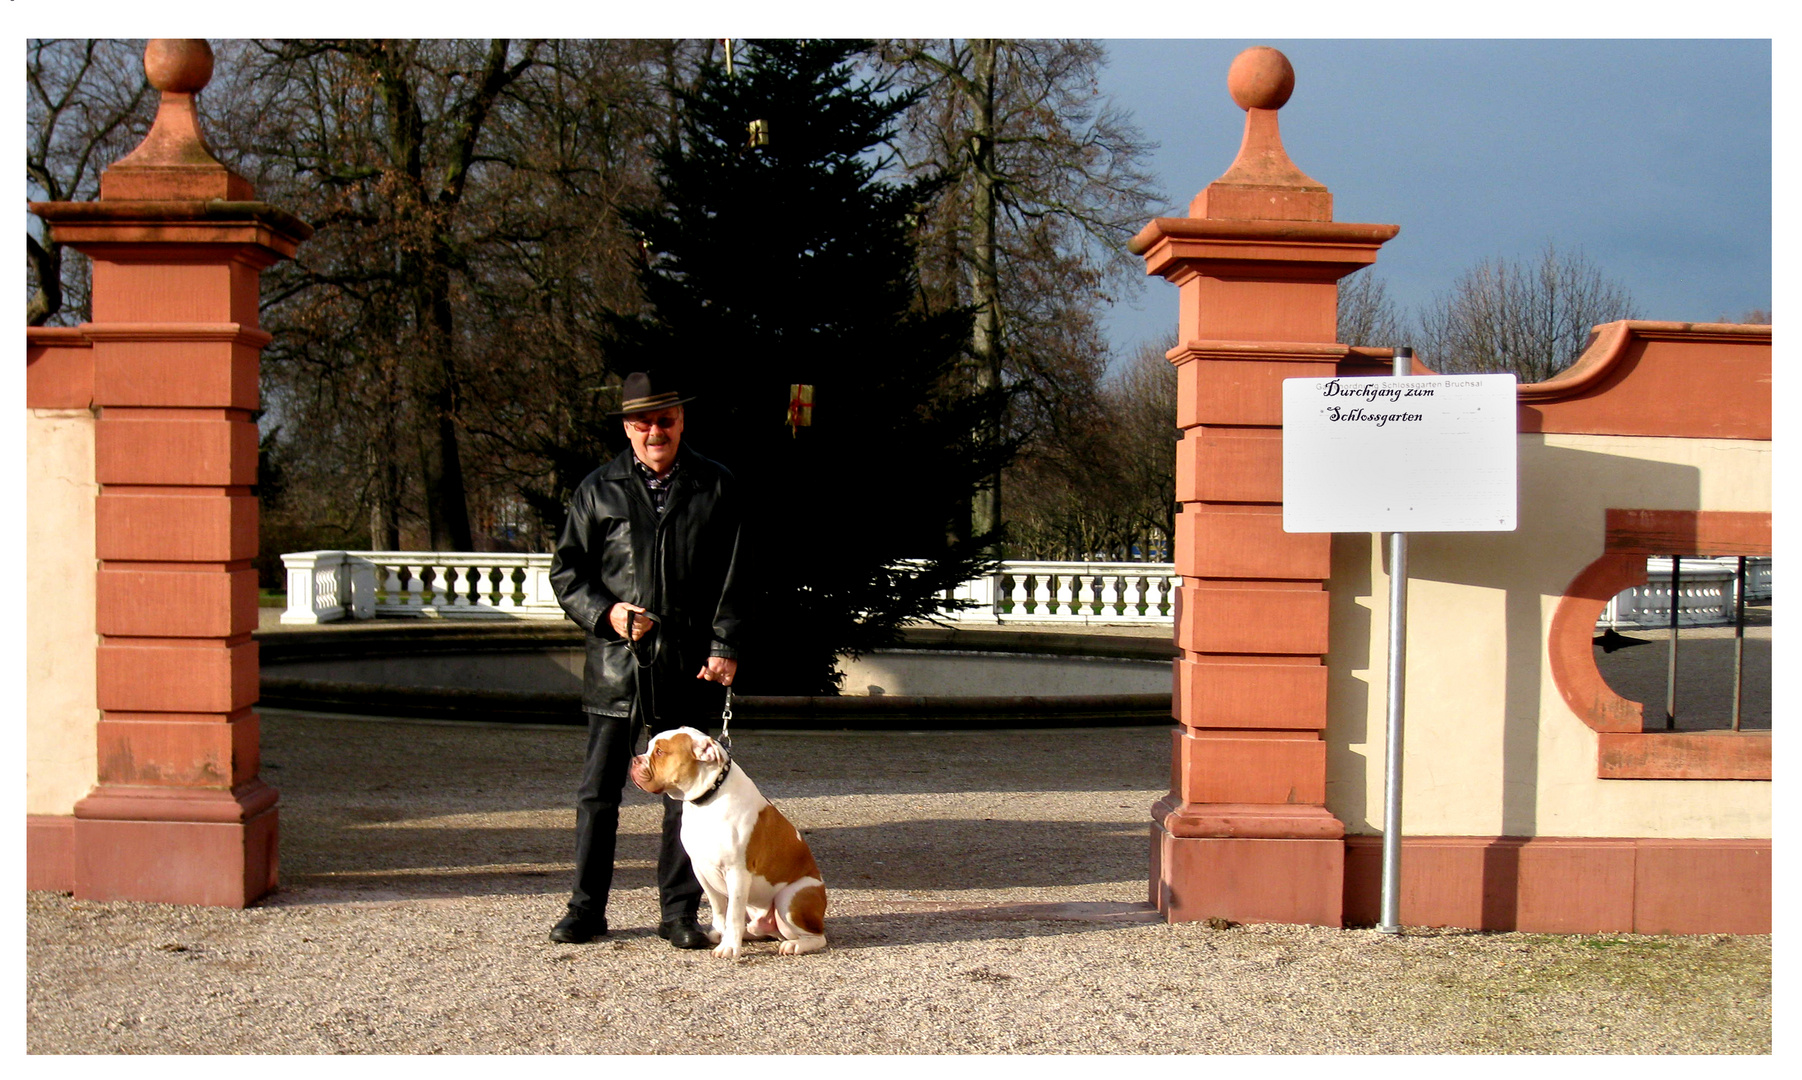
[{"x1": 26, "y1": 712, "x2": 1771, "y2": 1055}]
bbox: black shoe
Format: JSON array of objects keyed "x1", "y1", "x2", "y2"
[
  {"x1": 549, "y1": 912, "x2": 607, "y2": 944},
  {"x1": 657, "y1": 916, "x2": 711, "y2": 950}
]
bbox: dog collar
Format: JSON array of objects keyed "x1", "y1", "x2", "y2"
[{"x1": 690, "y1": 757, "x2": 732, "y2": 806}]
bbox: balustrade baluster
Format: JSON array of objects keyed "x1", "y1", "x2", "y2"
[
  {"x1": 1122, "y1": 572, "x2": 1144, "y2": 617},
  {"x1": 1077, "y1": 572, "x2": 1097, "y2": 617},
  {"x1": 1008, "y1": 573, "x2": 1029, "y2": 618},
  {"x1": 1031, "y1": 572, "x2": 1052, "y2": 617},
  {"x1": 1100, "y1": 574, "x2": 1121, "y2": 618},
  {"x1": 381, "y1": 564, "x2": 402, "y2": 610},
  {"x1": 1054, "y1": 573, "x2": 1075, "y2": 617}
]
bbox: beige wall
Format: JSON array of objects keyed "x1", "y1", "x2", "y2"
[
  {"x1": 26, "y1": 408, "x2": 98, "y2": 816},
  {"x1": 1326, "y1": 432, "x2": 1772, "y2": 839}
]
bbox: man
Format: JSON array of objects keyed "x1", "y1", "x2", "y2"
[{"x1": 547, "y1": 370, "x2": 743, "y2": 948}]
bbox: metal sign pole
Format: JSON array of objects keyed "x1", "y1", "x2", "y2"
[
  {"x1": 1378, "y1": 346, "x2": 1413, "y2": 936},
  {"x1": 1282, "y1": 349, "x2": 1515, "y2": 934}
]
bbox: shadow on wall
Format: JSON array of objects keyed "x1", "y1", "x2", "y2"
[{"x1": 1326, "y1": 439, "x2": 1702, "y2": 919}]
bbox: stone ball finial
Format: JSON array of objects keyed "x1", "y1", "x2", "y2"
[
  {"x1": 1227, "y1": 46, "x2": 1295, "y2": 112},
  {"x1": 143, "y1": 39, "x2": 214, "y2": 94}
]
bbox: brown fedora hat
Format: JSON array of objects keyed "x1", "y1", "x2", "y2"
[{"x1": 609, "y1": 370, "x2": 697, "y2": 416}]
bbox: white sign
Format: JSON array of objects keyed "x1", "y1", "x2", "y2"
[{"x1": 1283, "y1": 373, "x2": 1517, "y2": 533}]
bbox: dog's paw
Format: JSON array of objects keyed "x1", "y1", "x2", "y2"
[
  {"x1": 779, "y1": 936, "x2": 827, "y2": 956},
  {"x1": 713, "y1": 942, "x2": 742, "y2": 960}
]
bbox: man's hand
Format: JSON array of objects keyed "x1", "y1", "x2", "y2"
[
  {"x1": 608, "y1": 602, "x2": 651, "y2": 641},
  {"x1": 697, "y1": 656, "x2": 737, "y2": 686}
]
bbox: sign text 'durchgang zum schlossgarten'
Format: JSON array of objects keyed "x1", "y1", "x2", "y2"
[{"x1": 1283, "y1": 374, "x2": 1518, "y2": 534}]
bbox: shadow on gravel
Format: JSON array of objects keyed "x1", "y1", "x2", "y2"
[
  {"x1": 822, "y1": 903, "x2": 1164, "y2": 950},
  {"x1": 271, "y1": 870, "x2": 576, "y2": 903},
  {"x1": 805, "y1": 819, "x2": 1151, "y2": 891},
  {"x1": 273, "y1": 816, "x2": 1150, "y2": 897}
]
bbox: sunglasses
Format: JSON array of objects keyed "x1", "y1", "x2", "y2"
[{"x1": 625, "y1": 415, "x2": 681, "y2": 431}]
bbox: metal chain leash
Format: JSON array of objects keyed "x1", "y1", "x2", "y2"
[{"x1": 718, "y1": 684, "x2": 734, "y2": 756}]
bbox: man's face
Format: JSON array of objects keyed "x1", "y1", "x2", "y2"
[{"x1": 624, "y1": 405, "x2": 684, "y2": 474}]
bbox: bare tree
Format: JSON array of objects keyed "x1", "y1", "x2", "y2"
[
  {"x1": 878, "y1": 39, "x2": 1164, "y2": 542},
  {"x1": 1005, "y1": 339, "x2": 1176, "y2": 561},
  {"x1": 207, "y1": 40, "x2": 545, "y2": 551},
  {"x1": 1103, "y1": 340, "x2": 1178, "y2": 555},
  {"x1": 452, "y1": 39, "x2": 709, "y2": 543},
  {"x1": 1415, "y1": 243, "x2": 1640, "y2": 382},
  {"x1": 26, "y1": 38, "x2": 155, "y2": 325},
  {"x1": 1337, "y1": 268, "x2": 1406, "y2": 350},
  {"x1": 218, "y1": 39, "x2": 719, "y2": 555}
]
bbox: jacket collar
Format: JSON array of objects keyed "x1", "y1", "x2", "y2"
[{"x1": 603, "y1": 442, "x2": 706, "y2": 483}]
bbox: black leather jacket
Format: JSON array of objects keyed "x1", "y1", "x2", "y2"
[{"x1": 549, "y1": 445, "x2": 744, "y2": 718}]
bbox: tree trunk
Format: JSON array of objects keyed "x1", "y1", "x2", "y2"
[
  {"x1": 424, "y1": 254, "x2": 474, "y2": 551},
  {"x1": 967, "y1": 38, "x2": 1002, "y2": 543},
  {"x1": 27, "y1": 233, "x2": 62, "y2": 326}
]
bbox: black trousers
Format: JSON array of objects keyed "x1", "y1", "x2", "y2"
[{"x1": 568, "y1": 710, "x2": 705, "y2": 924}]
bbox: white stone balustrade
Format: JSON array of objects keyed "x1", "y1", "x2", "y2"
[
  {"x1": 280, "y1": 551, "x2": 1766, "y2": 631},
  {"x1": 945, "y1": 561, "x2": 1181, "y2": 624},
  {"x1": 279, "y1": 552, "x2": 1181, "y2": 626},
  {"x1": 281, "y1": 551, "x2": 561, "y2": 622},
  {"x1": 1599, "y1": 556, "x2": 1772, "y2": 630}
]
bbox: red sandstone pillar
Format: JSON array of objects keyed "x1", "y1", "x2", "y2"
[
  {"x1": 30, "y1": 40, "x2": 310, "y2": 907},
  {"x1": 1132, "y1": 48, "x2": 1397, "y2": 926}
]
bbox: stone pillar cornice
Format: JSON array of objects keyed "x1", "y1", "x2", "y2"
[
  {"x1": 29, "y1": 199, "x2": 313, "y2": 262},
  {"x1": 1131, "y1": 216, "x2": 1402, "y2": 251},
  {"x1": 1132, "y1": 219, "x2": 1399, "y2": 285}
]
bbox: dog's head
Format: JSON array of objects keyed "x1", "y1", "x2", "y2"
[{"x1": 629, "y1": 726, "x2": 727, "y2": 797}]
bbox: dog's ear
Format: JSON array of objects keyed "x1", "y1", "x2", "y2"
[{"x1": 693, "y1": 736, "x2": 723, "y2": 764}]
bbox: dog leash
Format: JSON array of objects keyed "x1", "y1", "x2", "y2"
[
  {"x1": 688, "y1": 684, "x2": 735, "y2": 806},
  {"x1": 626, "y1": 606, "x2": 735, "y2": 760},
  {"x1": 718, "y1": 684, "x2": 734, "y2": 756},
  {"x1": 625, "y1": 609, "x2": 663, "y2": 754}
]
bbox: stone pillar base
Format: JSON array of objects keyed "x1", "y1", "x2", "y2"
[
  {"x1": 1151, "y1": 801, "x2": 1344, "y2": 926},
  {"x1": 72, "y1": 782, "x2": 278, "y2": 907}
]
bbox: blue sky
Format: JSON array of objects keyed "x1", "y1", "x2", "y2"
[{"x1": 1095, "y1": 39, "x2": 1773, "y2": 360}]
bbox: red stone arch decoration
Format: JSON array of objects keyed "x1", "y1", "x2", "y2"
[{"x1": 1549, "y1": 509, "x2": 1772, "y2": 780}]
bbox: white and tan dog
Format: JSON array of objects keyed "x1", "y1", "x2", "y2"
[{"x1": 630, "y1": 726, "x2": 827, "y2": 959}]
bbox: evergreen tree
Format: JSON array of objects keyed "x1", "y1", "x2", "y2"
[{"x1": 604, "y1": 39, "x2": 1013, "y2": 695}]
